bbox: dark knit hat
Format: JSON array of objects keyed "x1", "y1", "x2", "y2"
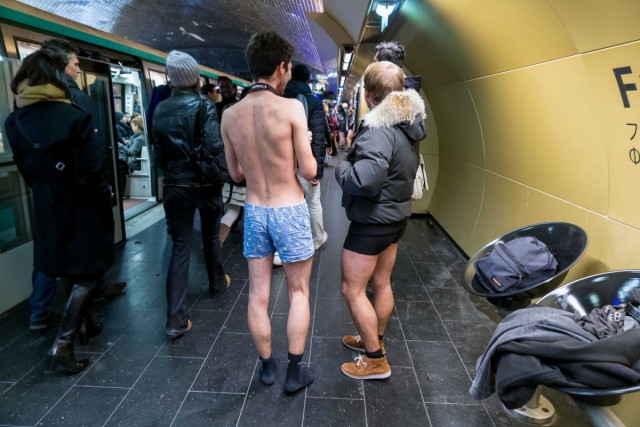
[{"x1": 166, "y1": 50, "x2": 200, "y2": 88}]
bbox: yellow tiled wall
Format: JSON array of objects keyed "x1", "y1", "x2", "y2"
[{"x1": 395, "y1": 0, "x2": 640, "y2": 421}]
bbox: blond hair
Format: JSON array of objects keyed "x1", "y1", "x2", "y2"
[
  {"x1": 363, "y1": 61, "x2": 404, "y2": 105},
  {"x1": 131, "y1": 115, "x2": 144, "y2": 132}
]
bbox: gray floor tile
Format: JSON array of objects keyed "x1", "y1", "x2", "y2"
[
  {"x1": 425, "y1": 402, "x2": 492, "y2": 427},
  {"x1": 0, "y1": 353, "x2": 99, "y2": 426},
  {"x1": 304, "y1": 397, "x2": 365, "y2": 427},
  {"x1": 171, "y1": 391, "x2": 244, "y2": 427},
  {"x1": 364, "y1": 367, "x2": 429, "y2": 426},
  {"x1": 442, "y1": 320, "x2": 492, "y2": 372},
  {"x1": 105, "y1": 357, "x2": 202, "y2": 426},
  {"x1": 36, "y1": 385, "x2": 127, "y2": 426},
  {"x1": 395, "y1": 301, "x2": 449, "y2": 342},
  {"x1": 408, "y1": 341, "x2": 477, "y2": 405},
  {"x1": 191, "y1": 332, "x2": 256, "y2": 393},
  {"x1": 427, "y1": 288, "x2": 482, "y2": 321},
  {"x1": 313, "y1": 297, "x2": 355, "y2": 338}
]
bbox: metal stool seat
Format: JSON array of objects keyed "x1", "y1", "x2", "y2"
[
  {"x1": 536, "y1": 270, "x2": 640, "y2": 407},
  {"x1": 461, "y1": 222, "x2": 588, "y2": 423},
  {"x1": 462, "y1": 222, "x2": 588, "y2": 309}
]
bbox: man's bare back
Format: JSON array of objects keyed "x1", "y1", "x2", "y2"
[{"x1": 222, "y1": 90, "x2": 316, "y2": 207}]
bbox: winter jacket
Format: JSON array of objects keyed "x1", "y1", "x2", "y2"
[
  {"x1": 153, "y1": 88, "x2": 224, "y2": 186},
  {"x1": 283, "y1": 79, "x2": 326, "y2": 179},
  {"x1": 336, "y1": 89, "x2": 426, "y2": 224},
  {"x1": 5, "y1": 101, "x2": 114, "y2": 277}
]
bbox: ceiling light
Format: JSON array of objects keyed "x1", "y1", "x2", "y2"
[
  {"x1": 340, "y1": 76, "x2": 345, "y2": 86},
  {"x1": 375, "y1": 2, "x2": 396, "y2": 31}
]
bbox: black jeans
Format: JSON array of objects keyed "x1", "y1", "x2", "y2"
[{"x1": 163, "y1": 185, "x2": 225, "y2": 336}]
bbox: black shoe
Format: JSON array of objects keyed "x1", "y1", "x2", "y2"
[
  {"x1": 30, "y1": 313, "x2": 62, "y2": 331},
  {"x1": 209, "y1": 274, "x2": 231, "y2": 298}
]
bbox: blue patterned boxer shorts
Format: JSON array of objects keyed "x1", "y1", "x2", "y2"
[{"x1": 243, "y1": 201, "x2": 314, "y2": 263}]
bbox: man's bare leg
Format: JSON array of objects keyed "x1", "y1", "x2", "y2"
[
  {"x1": 282, "y1": 256, "x2": 315, "y2": 393},
  {"x1": 370, "y1": 244, "x2": 398, "y2": 337},
  {"x1": 247, "y1": 256, "x2": 278, "y2": 385},
  {"x1": 341, "y1": 249, "x2": 380, "y2": 353}
]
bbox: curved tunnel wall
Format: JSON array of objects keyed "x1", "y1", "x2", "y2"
[{"x1": 393, "y1": 0, "x2": 640, "y2": 420}]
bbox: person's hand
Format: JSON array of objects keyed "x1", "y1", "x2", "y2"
[{"x1": 307, "y1": 131, "x2": 312, "y2": 144}]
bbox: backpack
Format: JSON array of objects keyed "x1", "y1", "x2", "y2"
[
  {"x1": 189, "y1": 100, "x2": 229, "y2": 185},
  {"x1": 474, "y1": 236, "x2": 558, "y2": 293}
]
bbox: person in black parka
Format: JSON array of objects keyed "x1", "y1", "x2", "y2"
[{"x1": 4, "y1": 48, "x2": 114, "y2": 374}]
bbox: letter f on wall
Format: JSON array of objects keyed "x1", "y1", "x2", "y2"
[{"x1": 614, "y1": 67, "x2": 637, "y2": 108}]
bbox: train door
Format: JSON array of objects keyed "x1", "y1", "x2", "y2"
[
  {"x1": 0, "y1": 55, "x2": 34, "y2": 313},
  {"x1": 78, "y1": 59, "x2": 125, "y2": 244},
  {"x1": 111, "y1": 65, "x2": 157, "y2": 219}
]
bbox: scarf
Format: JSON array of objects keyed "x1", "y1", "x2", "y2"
[{"x1": 15, "y1": 81, "x2": 71, "y2": 108}]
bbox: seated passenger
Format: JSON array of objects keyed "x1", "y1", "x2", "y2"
[{"x1": 119, "y1": 115, "x2": 146, "y2": 172}]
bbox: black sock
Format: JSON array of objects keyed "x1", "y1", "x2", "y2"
[
  {"x1": 366, "y1": 349, "x2": 384, "y2": 359},
  {"x1": 378, "y1": 335, "x2": 384, "y2": 341},
  {"x1": 259, "y1": 355, "x2": 278, "y2": 386},
  {"x1": 283, "y1": 352, "x2": 314, "y2": 393}
]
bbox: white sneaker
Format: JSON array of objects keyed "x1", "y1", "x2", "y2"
[
  {"x1": 273, "y1": 252, "x2": 283, "y2": 266},
  {"x1": 314, "y1": 232, "x2": 328, "y2": 250}
]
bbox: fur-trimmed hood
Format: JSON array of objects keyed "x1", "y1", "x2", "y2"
[{"x1": 363, "y1": 89, "x2": 426, "y2": 142}]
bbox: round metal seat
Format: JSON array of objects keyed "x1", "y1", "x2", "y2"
[
  {"x1": 461, "y1": 222, "x2": 588, "y2": 308},
  {"x1": 536, "y1": 270, "x2": 640, "y2": 406}
]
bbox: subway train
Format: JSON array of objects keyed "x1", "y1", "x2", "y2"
[
  {"x1": 1, "y1": 0, "x2": 640, "y2": 426},
  {"x1": 0, "y1": 0, "x2": 250, "y2": 311}
]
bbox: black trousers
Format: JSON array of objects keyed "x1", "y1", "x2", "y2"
[{"x1": 163, "y1": 185, "x2": 225, "y2": 336}]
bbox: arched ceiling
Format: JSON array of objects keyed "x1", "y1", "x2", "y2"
[{"x1": 16, "y1": 0, "x2": 370, "y2": 84}]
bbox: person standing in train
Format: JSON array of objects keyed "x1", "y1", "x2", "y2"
[
  {"x1": 153, "y1": 50, "x2": 230, "y2": 340},
  {"x1": 5, "y1": 47, "x2": 114, "y2": 374},
  {"x1": 221, "y1": 31, "x2": 317, "y2": 394},
  {"x1": 337, "y1": 61, "x2": 426, "y2": 380}
]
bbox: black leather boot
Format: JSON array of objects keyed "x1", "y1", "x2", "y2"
[
  {"x1": 44, "y1": 282, "x2": 94, "y2": 374},
  {"x1": 77, "y1": 313, "x2": 103, "y2": 345},
  {"x1": 78, "y1": 286, "x2": 103, "y2": 345}
]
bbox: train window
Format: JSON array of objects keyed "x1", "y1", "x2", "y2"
[
  {"x1": 0, "y1": 56, "x2": 32, "y2": 253},
  {"x1": 0, "y1": 57, "x2": 21, "y2": 160},
  {"x1": 15, "y1": 40, "x2": 41, "y2": 60},
  {"x1": 148, "y1": 69, "x2": 167, "y2": 88},
  {"x1": 0, "y1": 165, "x2": 32, "y2": 254}
]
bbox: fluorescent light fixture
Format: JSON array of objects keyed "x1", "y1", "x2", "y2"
[
  {"x1": 342, "y1": 61, "x2": 349, "y2": 71},
  {"x1": 375, "y1": 2, "x2": 396, "y2": 31},
  {"x1": 340, "y1": 76, "x2": 345, "y2": 86},
  {"x1": 343, "y1": 52, "x2": 353, "y2": 63}
]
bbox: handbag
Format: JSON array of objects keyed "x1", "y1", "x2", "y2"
[
  {"x1": 474, "y1": 236, "x2": 558, "y2": 293},
  {"x1": 190, "y1": 100, "x2": 229, "y2": 185},
  {"x1": 411, "y1": 153, "x2": 427, "y2": 201}
]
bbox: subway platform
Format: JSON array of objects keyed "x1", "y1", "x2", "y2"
[{"x1": 0, "y1": 162, "x2": 591, "y2": 426}]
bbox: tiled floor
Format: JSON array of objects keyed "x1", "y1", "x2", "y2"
[{"x1": 0, "y1": 158, "x2": 592, "y2": 426}]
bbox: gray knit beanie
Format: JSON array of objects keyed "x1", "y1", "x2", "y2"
[{"x1": 165, "y1": 50, "x2": 200, "y2": 88}]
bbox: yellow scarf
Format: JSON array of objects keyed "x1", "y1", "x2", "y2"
[{"x1": 15, "y1": 81, "x2": 71, "y2": 108}]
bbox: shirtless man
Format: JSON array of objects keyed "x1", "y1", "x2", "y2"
[{"x1": 221, "y1": 31, "x2": 317, "y2": 394}]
